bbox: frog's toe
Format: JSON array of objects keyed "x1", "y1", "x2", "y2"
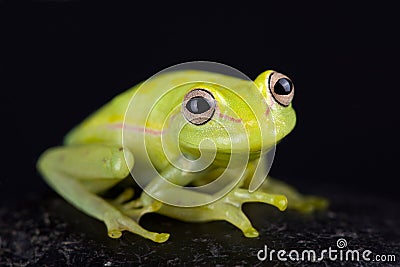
[
  {"x1": 154, "y1": 233, "x2": 170, "y2": 243},
  {"x1": 308, "y1": 196, "x2": 329, "y2": 210},
  {"x1": 104, "y1": 210, "x2": 170, "y2": 243},
  {"x1": 108, "y1": 229, "x2": 123, "y2": 239},
  {"x1": 113, "y1": 187, "x2": 135, "y2": 204},
  {"x1": 228, "y1": 211, "x2": 259, "y2": 238},
  {"x1": 110, "y1": 191, "x2": 162, "y2": 221},
  {"x1": 227, "y1": 188, "x2": 288, "y2": 211},
  {"x1": 243, "y1": 227, "x2": 259, "y2": 238},
  {"x1": 123, "y1": 200, "x2": 162, "y2": 220},
  {"x1": 121, "y1": 192, "x2": 155, "y2": 210},
  {"x1": 212, "y1": 202, "x2": 259, "y2": 238},
  {"x1": 290, "y1": 195, "x2": 329, "y2": 213}
]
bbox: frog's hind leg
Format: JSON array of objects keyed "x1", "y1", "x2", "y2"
[
  {"x1": 37, "y1": 144, "x2": 169, "y2": 243},
  {"x1": 259, "y1": 177, "x2": 329, "y2": 213}
]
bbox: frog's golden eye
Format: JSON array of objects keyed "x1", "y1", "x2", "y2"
[
  {"x1": 182, "y1": 89, "x2": 216, "y2": 125},
  {"x1": 269, "y1": 72, "x2": 294, "y2": 107}
]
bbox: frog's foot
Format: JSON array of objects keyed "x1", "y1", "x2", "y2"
[
  {"x1": 106, "y1": 188, "x2": 167, "y2": 242},
  {"x1": 104, "y1": 210, "x2": 169, "y2": 243},
  {"x1": 212, "y1": 189, "x2": 287, "y2": 238},
  {"x1": 109, "y1": 188, "x2": 162, "y2": 221}
]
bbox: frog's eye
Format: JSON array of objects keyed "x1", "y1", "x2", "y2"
[
  {"x1": 182, "y1": 89, "x2": 216, "y2": 125},
  {"x1": 269, "y1": 72, "x2": 294, "y2": 107}
]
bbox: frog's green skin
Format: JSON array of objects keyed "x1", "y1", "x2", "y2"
[{"x1": 37, "y1": 70, "x2": 327, "y2": 243}]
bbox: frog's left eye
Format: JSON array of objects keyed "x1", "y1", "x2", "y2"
[
  {"x1": 182, "y1": 89, "x2": 216, "y2": 125},
  {"x1": 269, "y1": 72, "x2": 295, "y2": 107}
]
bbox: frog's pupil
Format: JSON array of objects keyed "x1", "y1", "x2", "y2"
[
  {"x1": 274, "y1": 78, "x2": 292, "y2": 95},
  {"x1": 186, "y1": 97, "x2": 210, "y2": 114}
]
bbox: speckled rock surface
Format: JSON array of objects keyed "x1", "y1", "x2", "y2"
[{"x1": 1, "y1": 187, "x2": 399, "y2": 266}]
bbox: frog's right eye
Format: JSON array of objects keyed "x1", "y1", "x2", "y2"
[
  {"x1": 269, "y1": 72, "x2": 295, "y2": 107},
  {"x1": 182, "y1": 89, "x2": 216, "y2": 125}
]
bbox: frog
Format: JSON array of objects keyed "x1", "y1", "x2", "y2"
[{"x1": 37, "y1": 65, "x2": 328, "y2": 243}]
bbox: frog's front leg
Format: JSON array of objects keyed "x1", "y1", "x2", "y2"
[
  {"x1": 242, "y1": 159, "x2": 328, "y2": 213},
  {"x1": 157, "y1": 188, "x2": 287, "y2": 238},
  {"x1": 37, "y1": 144, "x2": 169, "y2": 243},
  {"x1": 259, "y1": 177, "x2": 329, "y2": 213},
  {"x1": 124, "y1": 159, "x2": 219, "y2": 209}
]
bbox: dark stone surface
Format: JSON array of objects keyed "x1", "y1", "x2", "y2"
[{"x1": 1, "y1": 186, "x2": 399, "y2": 266}]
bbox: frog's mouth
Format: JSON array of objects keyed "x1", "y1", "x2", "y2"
[{"x1": 180, "y1": 142, "x2": 274, "y2": 166}]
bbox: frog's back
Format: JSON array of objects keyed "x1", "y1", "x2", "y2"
[
  {"x1": 63, "y1": 84, "x2": 137, "y2": 145},
  {"x1": 64, "y1": 70, "x2": 248, "y2": 146}
]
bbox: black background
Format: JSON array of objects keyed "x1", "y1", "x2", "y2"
[
  {"x1": 1, "y1": 1, "x2": 399, "y2": 265},
  {"x1": 2, "y1": 1, "x2": 399, "y2": 201}
]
